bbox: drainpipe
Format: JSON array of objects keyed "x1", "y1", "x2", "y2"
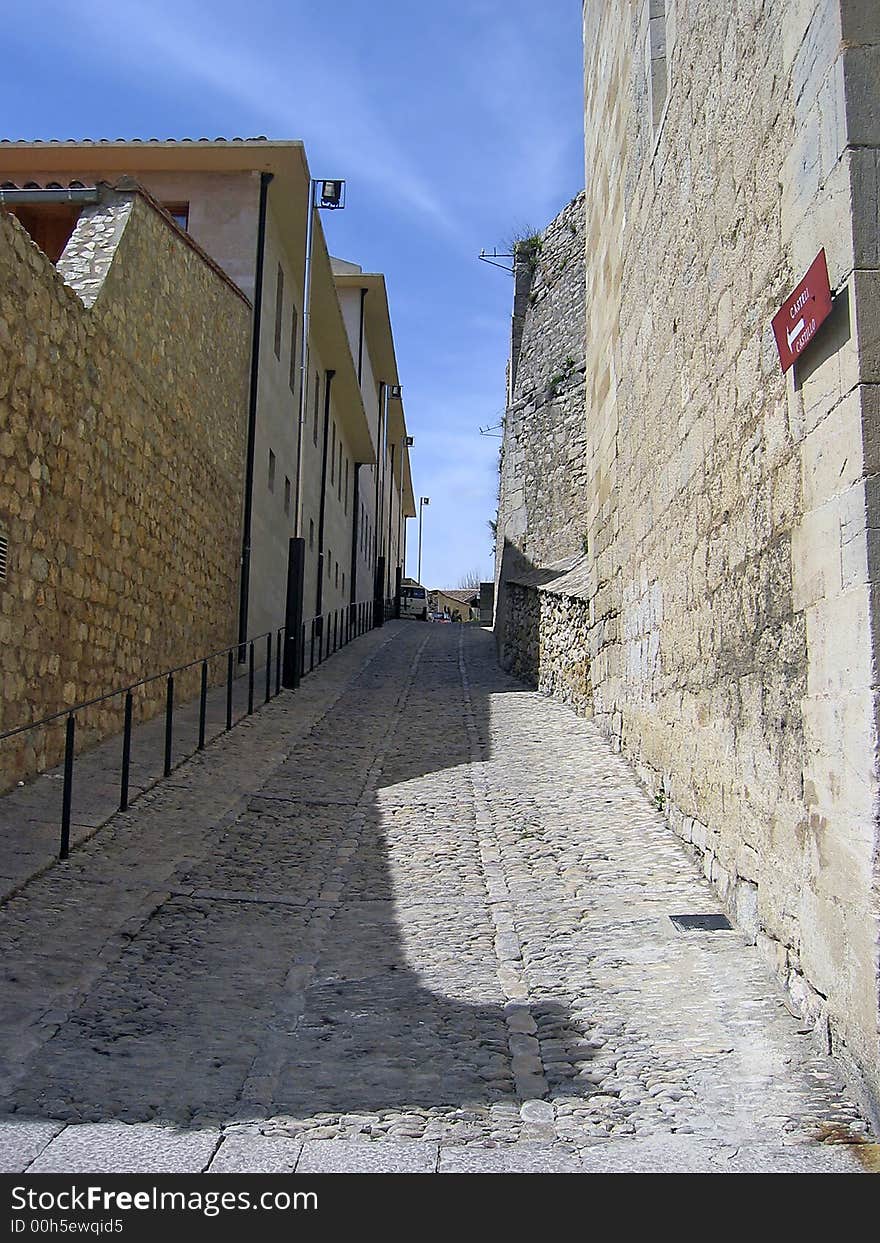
[
  {"x1": 386, "y1": 442, "x2": 396, "y2": 595},
  {"x1": 315, "y1": 369, "x2": 335, "y2": 622},
  {"x1": 374, "y1": 382, "x2": 386, "y2": 566},
  {"x1": 237, "y1": 170, "x2": 273, "y2": 650}
]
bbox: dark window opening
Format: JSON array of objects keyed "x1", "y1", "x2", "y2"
[
  {"x1": 4, "y1": 203, "x2": 81, "y2": 264},
  {"x1": 163, "y1": 202, "x2": 189, "y2": 231}
]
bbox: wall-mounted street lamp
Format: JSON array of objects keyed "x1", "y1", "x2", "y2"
[
  {"x1": 417, "y1": 496, "x2": 430, "y2": 585},
  {"x1": 388, "y1": 384, "x2": 403, "y2": 400},
  {"x1": 318, "y1": 180, "x2": 345, "y2": 209},
  {"x1": 294, "y1": 177, "x2": 347, "y2": 536},
  {"x1": 405, "y1": 435, "x2": 414, "y2": 447}
]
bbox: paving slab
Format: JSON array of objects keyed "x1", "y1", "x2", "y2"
[
  {"x1": 0, "y1": 1118, "x2": 64, "y2": 1173},
  {"x1": 296, "y1": 1141, "x2": 438, "y2": 1174},
  {"x1": 207, "y1": 1132, "x2": 303, "y2": 1173},
  {"x1": 27, "y1": 1122, "x2": 220, "y2": 1173},
  {"x1": 438, "y1": 1143, "x2": 583, "y2": 1173}
]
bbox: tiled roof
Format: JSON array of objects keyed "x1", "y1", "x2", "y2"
[
  {"x1": 0, "y1": 137, "x2": 270, "y2": 145},
  {"x1": 433, "y1": 589, "x2": 480, "y2": 603}
]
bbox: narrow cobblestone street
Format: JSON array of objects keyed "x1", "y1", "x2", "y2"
[{"x1": 0, "y1": 623, "x2": 875, "y2": 1173}]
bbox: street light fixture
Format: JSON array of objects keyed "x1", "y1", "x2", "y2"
[{"x1": 417, "y1": 496, "x2": 430, "y2": 585}]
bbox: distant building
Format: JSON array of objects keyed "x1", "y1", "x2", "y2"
[{"x1": 429, "y1": 589, "x2": 479, "y2": 621}]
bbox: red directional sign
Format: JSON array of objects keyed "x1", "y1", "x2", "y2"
[{"x1": 772, "y1": 249, "x2": 833, "y2": 373}]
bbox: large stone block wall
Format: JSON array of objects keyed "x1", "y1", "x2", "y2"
[
  {"x1": 0, "y1": 192, "x2": 251, "y2": 786},
  {"x1": 497, "y1": 0, "x2": 880, "y2": 1114}
]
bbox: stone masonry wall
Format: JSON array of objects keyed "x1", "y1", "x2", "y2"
[
  {"x1": 503, "y1": 577, "x2": 592, "y2": 717},
  {"x1": 0, "y1": 192, "x2": 251, "y2": 787},
  {"x1": 497, "y1": 193, "x2": 587, "y2": 577},
  {"x1": 498, "y1": 0, "x2": 880, "y2": 1116}
]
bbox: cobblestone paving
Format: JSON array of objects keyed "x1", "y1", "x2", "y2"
[{"x1": 0, "y1": 624, "x2": 876, "y2": 1173}]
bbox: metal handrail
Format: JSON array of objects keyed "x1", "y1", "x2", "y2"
[
  {"x1": 1, "y1": 598, "x2": 383, "y2": 864},
  {"x1": 0, "y1": 630, "x2": 273, "y2": 744}
]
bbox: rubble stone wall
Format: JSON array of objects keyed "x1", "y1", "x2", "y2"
[{"x1": 0, "y1": 193, "x2": 251, "y2": 786}]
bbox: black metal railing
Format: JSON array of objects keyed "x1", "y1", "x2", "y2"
[{"x1": 0, "y1": 599, "x2": 380, "y2": 862}]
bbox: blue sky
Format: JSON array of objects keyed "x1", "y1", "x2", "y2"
[{"x1": 5, "y1": 0, "x2": 584, "y2": 589}]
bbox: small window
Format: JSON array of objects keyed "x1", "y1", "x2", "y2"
[
  {"x1": 327, "y1": 549, "x2": 332, "y2": 579},
  {"x1": 268, "y1": 448, "x2": 276, "y2": 492},
  {"x1": 284, "y1": 476, "x2": 291, "y2": 515},
  {"x1": 330, "y1": 422, "x2": 336, "y2": 484},
  {"x1": 309, "y1": 518, "x2": 315, "y2": 549},
  {"x1": 335, "y1": 562, "x2": 339, "y2": 588},
  {"x1": 337, "y1": 442, "x2": 343, "y2": 500},
  {"x1": 289, "y1": 305, "x2": 298, "y2": 395},
  {"x1": 0, "y1": 530, "x2": 8, "y2": 582},
  {"x1": 344, "y1": 459, "x2": 349, "y2": 513},
  {"x1": 164, "y1": 202, "x2": 189, "y2": 231},
  {"x1": 274, "y1": 264, "x2": 284, "y2": 359}
]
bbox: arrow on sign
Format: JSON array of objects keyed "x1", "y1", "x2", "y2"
[{"x1": 786, "y1": 317, "x2": 805, "y2": 351}]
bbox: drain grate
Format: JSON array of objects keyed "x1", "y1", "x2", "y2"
[{"x1": 669, "y1": 913, "x2": 733, "y2": 932}]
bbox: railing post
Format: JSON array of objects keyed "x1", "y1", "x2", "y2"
[
  {"x1": 301, "y1": 622, "x2": 306, "y2": 676},
  {"x1": 310, "y1": 617, "x2": 315, "y2": 672},
  {"x1": 198, "y1": 661, "x2": 208, "y2": 749},
  {"x1": 282, "y1": 537, "x2": 305, "y2": 689},
  {"x1": 164, "y1": 674, "x2": 174, "y2": 777},
  {"x1": 265, "y1": 632, "x2": 272, "y2": 704},
  {"x1": 120, "y1": 691, "x2": 133, "y2": 811},
  {"x1": 59, "y1": 713, "x2": 75, "y2": 860},
  {"x1": 248, "y1": 641, "x2": 255, "y2": 714},
  {"x1": 275, "y1": 629, "x2": 282, "y2": 696},
  {"x1": 333, "y1": 610, "x2": 338, "y2": 652},
  {"x1": 226, "y1": 651, "x2": 234, "y2": 730}
]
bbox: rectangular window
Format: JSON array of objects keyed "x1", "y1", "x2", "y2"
[
  {"x1": 327, "y1": 550, "x2": 332, "y2": 579},
  {"x1": 289, "y1": 305, "x2": 298, "y2": 394},
  {"x1": 309, "y1": 518, "x2": 315, "y2": 549},
  {"x1": 344, "y1": 459, "x2": 349, "y2": 513},
  {"x1": 274, "y1": 264, "x2": 284, "y2": 359},
  {"x1": 268, "y1": 448, "x2": 276, "y2": 492},
  {"x1": 337, "y1": 441, "x2": 342, "y2": 500},
  {"x1": 284, "y1": 476, "x2": 291, "y2": 515},
  {"x1": 330, "y1": 422, "x2": 336, "y2": 484},
  {"x1": 163, "y1": 202, "x2": 189, "y2": 231}
]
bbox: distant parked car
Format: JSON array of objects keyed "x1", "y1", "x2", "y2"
[{"x1": 429, "y1": 612, "x2": 451, "y2": 623}]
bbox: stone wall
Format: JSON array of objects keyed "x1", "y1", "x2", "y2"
[
  {"x1": 0, "y1": 189, "x2": 251, "y2": 787},
  {"x1": 497, "y1": 0, "x2": 880, "y2": 1116},
  {"x1": 497, "y1": 193, "x2": 587, "y2": 575},
  {"x1": 503, "y1": 572, "x2": 592, "y2": 717}
]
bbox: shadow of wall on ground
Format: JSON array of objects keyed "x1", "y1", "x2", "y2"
[{"x1": 0, "y1": 624, "x2": 598, "y2": 1126}]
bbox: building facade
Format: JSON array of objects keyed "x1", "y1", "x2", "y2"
[
  {"x1": 0, "y1": 138, "x2": 415, "y2": 785},
  {"x1": 496, "y1": 1, "x2": 880, "y2": 1116},
  {"x1": 0, "y1": 139, "x2": 415, "y2": 651}
]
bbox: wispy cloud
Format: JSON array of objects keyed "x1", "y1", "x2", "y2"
[{"x1": 64, "y1": 0, "x2": 465, "y2": 239}]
